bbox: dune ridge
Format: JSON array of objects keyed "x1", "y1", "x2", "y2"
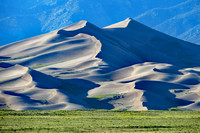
[{"x1": 0, "y1": 18, "x2": 200, "y2": 110}]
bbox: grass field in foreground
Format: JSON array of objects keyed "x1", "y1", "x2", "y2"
[{"x1": 0, "y1": 110, "x2": 200, "y2": 132}]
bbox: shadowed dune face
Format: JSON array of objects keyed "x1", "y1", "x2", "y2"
[
  {"x1": 103, "y1": 18, "x2": 200, "y2": 68},
  {"x1": 0, "y1": 18, "x2": 200, "y2": 110},
  {"x1": 60, "y1": 79, "x2": 100, "y2": 97},
  {"x1": 135, "y1": 80, "x2": 193, "y2": 110}
]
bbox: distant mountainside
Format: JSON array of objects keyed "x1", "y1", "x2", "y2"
[
  {"x1": 0, "y1": 18, "x2": 199, "y2": 110},
  {"x1": 135, "y1": 0, "x2": 200, "y2": 44},
  {"x1": 2, "y1": 0, "x2": 198, "y2": 45}
]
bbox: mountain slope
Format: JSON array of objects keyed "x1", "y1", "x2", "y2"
[
  {"x1": 135, "y1": 0, "x2": 200, "y2": 44},
  {"x1": 0, "y1": 18, "x2": 200, "y2": 110},
  {"x1": 179, "y1": 24, "x2": 200, "y2": 44},
  {"x1": 0, "y1": 0, "x2": 186, "y2": 45}
]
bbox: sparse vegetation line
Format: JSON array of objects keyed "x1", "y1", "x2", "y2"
[{"x1": 0, "y1": 56, "x2": 32, "y2": 62}]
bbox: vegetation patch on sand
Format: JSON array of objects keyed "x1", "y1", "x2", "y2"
[
  {"x1": 30, "y1": 63, "x2": 54, "y2": 69},
  {"x1": 0, "y1": 110, "x2": 199, "y2": 132},
  {"x1": 88, "y1": 94, "x2": 121, "y2": 100},
  {"x1": 0, "y1": 56, "x2": 32, "y2": 62}
]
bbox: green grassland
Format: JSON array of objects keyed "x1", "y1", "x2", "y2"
[{"x1": 0, "y1": 110, "x2": 199, "y2": 132}]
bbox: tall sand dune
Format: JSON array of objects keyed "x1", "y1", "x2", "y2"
[{"x1": 0, "y1": 18, "x2": 200, "y2": 110}]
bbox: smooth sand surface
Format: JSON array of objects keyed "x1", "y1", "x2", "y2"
[{"x1": 0, "y1": 18, "x2": 200, "y2": 110}]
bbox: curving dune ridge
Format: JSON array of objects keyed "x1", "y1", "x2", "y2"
[{"x1": 0, "y1": 18, "x2": 200, "y2": 110}]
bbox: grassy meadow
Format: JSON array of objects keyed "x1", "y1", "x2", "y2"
[{"x1": 0, "y1": 110, "x2": 199, "y2": 132}]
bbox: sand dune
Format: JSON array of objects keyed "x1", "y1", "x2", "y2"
[
  {"x1": 0, "y1": 18, "x2": 200, "y2": 110},
  {"x1": 0, "y1": 63, "x2": 90, "y2": 110}
]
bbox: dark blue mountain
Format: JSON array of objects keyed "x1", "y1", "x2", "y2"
[{"x1": 1, "y1": 0, "x2": 199, "y2": 45}]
